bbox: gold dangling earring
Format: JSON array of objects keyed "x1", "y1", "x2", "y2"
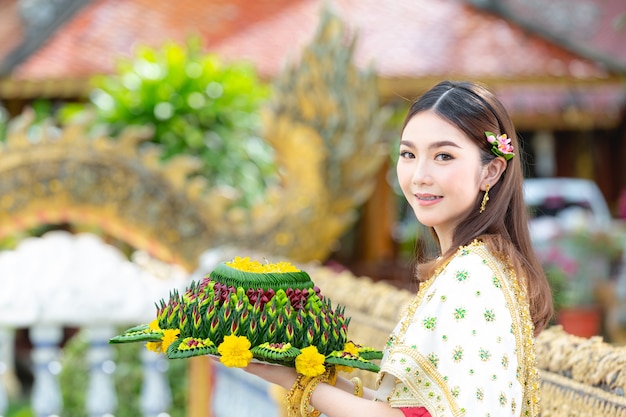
[{"x1": 480, "y1": 184, "x2": 490, "y2": 214}]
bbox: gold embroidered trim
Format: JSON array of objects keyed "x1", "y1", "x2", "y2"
[
  {"x1": 378, "y1": 273, "x2": 437, "y2": 387},
  {"x1": 387, "y1": 345, "x2": 463, "y2": 416},
  {"x1": 472, "y1": 245, "x2": 540, "y2": 416}
]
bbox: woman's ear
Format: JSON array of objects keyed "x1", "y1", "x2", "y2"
[{"x1": 481, "y1": 157, "x2": 507, "y2": 190}]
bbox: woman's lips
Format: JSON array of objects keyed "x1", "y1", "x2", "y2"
[{"x1": 415, "y1": 193, "x2": 442, "y2": 206}]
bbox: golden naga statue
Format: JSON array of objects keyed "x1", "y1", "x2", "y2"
[{"x1": 0, "y1": 9, "x2": 388, "y2": 270}]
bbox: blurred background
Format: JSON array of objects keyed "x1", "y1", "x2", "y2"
[{"x1": 0, "y1": 0, "x2": 625, "y2": 416}]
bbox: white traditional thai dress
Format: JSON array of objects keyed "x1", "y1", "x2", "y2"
[{"x1": 375, "y1": 241, "x2": 540, "y2": 417}]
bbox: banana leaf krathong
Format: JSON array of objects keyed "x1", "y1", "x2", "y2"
[{"x1": 110, "y1": 257, "x2": 382, "y2": 376}]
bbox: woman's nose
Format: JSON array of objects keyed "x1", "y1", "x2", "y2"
[{"x1": 411, "y1": 161, "x2": 432, "y2": 185}]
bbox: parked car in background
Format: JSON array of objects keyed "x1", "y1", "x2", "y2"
[{"x1": 524, "y1": 177, "x2": 613, "y2": 243}]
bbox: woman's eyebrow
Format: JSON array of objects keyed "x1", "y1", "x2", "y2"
[
  {"x1": 429, "y1": 140, "x2": 461, "y2": 150},
  {"x1": 399, "y1": 139, "x2": 462, "y2": 150}
]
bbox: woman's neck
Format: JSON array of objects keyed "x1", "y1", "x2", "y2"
[{"x1": 434, "y1": 228, "x2": 452, "y2": 254}]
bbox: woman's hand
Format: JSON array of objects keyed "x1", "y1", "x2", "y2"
[
  {"x1": 206, "y1": 355, "x2": 297, "y2": 388},
  {"x1": 242, "y1": 361, "x2": 298, "y2": 389},
  {"x1": 209, "y1": 359, "x2": 405, "y2": 417}
]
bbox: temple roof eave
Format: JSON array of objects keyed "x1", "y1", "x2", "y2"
[{"x1": 1, "y1": 73, "x2": 623, "y2": 131}]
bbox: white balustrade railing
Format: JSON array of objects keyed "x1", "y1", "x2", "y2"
[
  {"x1": 0, "y1": 233, "x2": 183, "y2": 417},
  {"x1": 0, "y1": 326, "x2": 281, "y2": 417},
  {"x1": 0, "y1": 325, "x2": 175, "y2": 417}
]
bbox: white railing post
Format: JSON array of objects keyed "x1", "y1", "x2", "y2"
[
  {"x1": 139, "y1": 349, "x2": 171, "y2": 417},
  {"x1": 85, "y1": 326, "x2": 117, "y2": 417},
  {"x1": 30, "y1": 325, "x2": 63, "y2": 417}
]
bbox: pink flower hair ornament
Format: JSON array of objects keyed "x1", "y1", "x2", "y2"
[{"x1": 485, "y1": 131, "x2": 515, "y2": 161}]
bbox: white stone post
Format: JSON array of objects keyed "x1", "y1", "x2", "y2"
[
  {"x1": 85, "y1": 326, "x2": 117, "y2": 417},
  {"x1": 30, "y1": 325, "x2": 63, "y2": 417},
  {"x1": 139, "y1": 349, "x2": 171, "y2": 417}
]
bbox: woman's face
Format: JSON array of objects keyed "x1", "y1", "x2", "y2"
[{"x1": 397, "y1": 110, "x2": 487, "y2": 251}]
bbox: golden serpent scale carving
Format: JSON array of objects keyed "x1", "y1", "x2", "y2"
[{"x1": 0, "y1": 112, "x2": 215, "y2": 271}]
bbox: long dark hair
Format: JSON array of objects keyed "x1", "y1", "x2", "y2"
[{"x1": 404, "y1": 80, "x2": 553, "y2": 334}]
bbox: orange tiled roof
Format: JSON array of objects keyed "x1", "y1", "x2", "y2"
[
  {"x1": 213, "y1": 0, "x2": 609, "y2": 81},
  {"x1": 12, "y1": 0, "x2": 611, "y2": 82},
  {"x1": 12, "y1": 0, "x2": 300, "y2": 79}
]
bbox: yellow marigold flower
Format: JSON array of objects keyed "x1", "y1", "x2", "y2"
[
  {"x1": 333, "y1": 342, "x2": 359, "y2": 373},
  {"x1": 344, "y1": 342, "x2": 359, "y2": 356},
  {"x1": 295, "y1": 346, "x2": 326, "y2": 377},
  {"x1": 146, "y1": 341, "x2": 163, "y2": 354},
  {"x1": 161, "y1": 329, "x2": 180, "y2": 352},
  {"x1": 145, "y1": 320, "x2": 165, "y2": 353},
  {"x1": 226, "y1": 256, "x2": 300, "y2": 273},
  {"x1": 145, "y1": 322, "x2": 179, "y2": 355},
  {"x1": 217, "y1": 335, "x2": 253, "y2": 368},
  {"x1": 335, "y1": 365, "x2": 355, "y2": 374}
]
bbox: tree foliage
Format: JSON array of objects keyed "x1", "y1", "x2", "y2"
[{"x1": 80, "y1": 38, "x2": 277, "y2": 208}]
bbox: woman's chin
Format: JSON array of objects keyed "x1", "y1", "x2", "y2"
[{"x1": 413, "y1": 214, "x2": 437, "y2": 228}]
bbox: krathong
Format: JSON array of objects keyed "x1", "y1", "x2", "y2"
[{"x1": 110, "y1": 257, "x2": 382, "y2": 376}]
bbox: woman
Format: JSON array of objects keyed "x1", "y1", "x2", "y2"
[{"x1": 245, "y1": 80, "x2": 553, "y2": 417}]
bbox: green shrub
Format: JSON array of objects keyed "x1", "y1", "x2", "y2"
[{"x1": 74, "y1": 37, "x2": 277, "y2": 209}]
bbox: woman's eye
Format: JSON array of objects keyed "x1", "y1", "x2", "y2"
[
  {"x1": 399, "y1": 151, "x2": 415, "y2": 159},
  {"x1": 435, "y1": 153, "x2": 452, "y2": 161}
]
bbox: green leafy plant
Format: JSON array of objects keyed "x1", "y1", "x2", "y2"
[{"x1": 65, "y1": 37, "x2": 277, "y2": 208}]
